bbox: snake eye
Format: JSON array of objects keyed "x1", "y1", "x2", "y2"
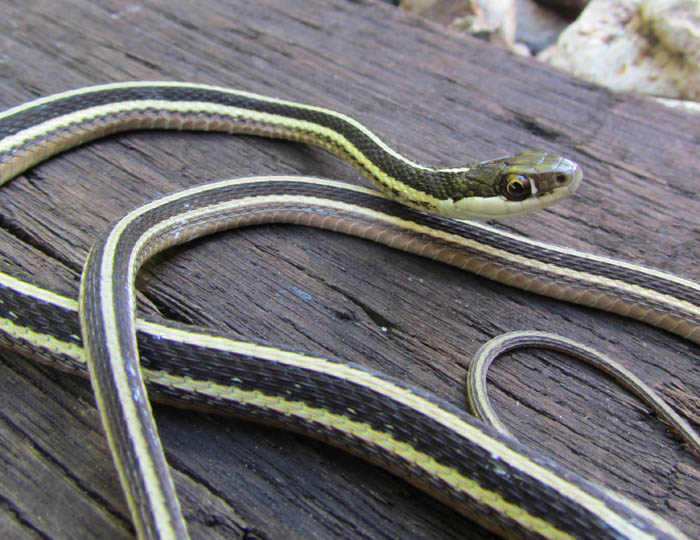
[{"x1": 499, "y1": 174, "x2": 531, "y2": 201}]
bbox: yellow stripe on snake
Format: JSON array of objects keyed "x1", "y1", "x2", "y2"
[{"x1": 0, "y1": 82, "x2": 697, "y2": 540}]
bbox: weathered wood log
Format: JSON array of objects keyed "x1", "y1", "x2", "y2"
[{"x1": 0, "y1": 0, "x2": 697, "y2": 538}]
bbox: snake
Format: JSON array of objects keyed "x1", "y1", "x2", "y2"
[{"x1": 0, "y1": 82, "x2": 698, "y2": 540}]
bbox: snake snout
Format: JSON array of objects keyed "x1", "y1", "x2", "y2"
[{"x1": 534, "y1": 156, "x2": 583, "y2": 196}]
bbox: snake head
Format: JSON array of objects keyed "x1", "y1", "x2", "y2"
[
  {"x1": 442, "y1": 150, "x2": 582, "y2": 220},
  {"x1": 494, "y1": 150, "x2": 582, "y2": 201}
]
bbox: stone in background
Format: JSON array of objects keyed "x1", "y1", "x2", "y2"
[
  {"x1": 541, "y1": 0, "x2": 700, "y2": 102},
  {"x1": 400, "y1": 0, "x2": 699, "y2": 109}
]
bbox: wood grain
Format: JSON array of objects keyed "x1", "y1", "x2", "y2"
[{"x1": 0, "y1": 0, "x2": 698, "y2": 538}]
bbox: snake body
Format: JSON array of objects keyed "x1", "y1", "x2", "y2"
[
  {"x1": 0, "y1": 83, "x2": 698, "y2": 540},
  {"x1": 0, "y1": 81, "x2": 581, "y2": 219}
]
